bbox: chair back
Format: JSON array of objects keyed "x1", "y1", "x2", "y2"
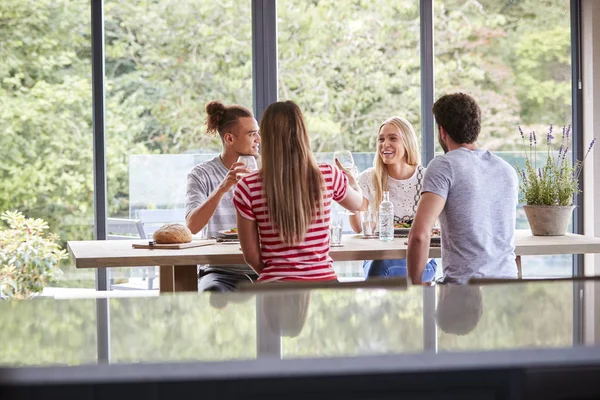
[
  {"x1": 106, "y1": 218, "x2": 146, "y2": 240},
  {"x1": 135, "y1": 208, "x2": 186, "y2": 237}
]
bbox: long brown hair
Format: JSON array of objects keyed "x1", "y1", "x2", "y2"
[
  {"x1": 260, "y1": 101, "x2": 324, "y2": 245},
  {"x1": 373, "y1": 117, "x2": 421, "y2": 206},
  {"x1": 205, "y1": 100, "x2": 253, "y2": 140}
]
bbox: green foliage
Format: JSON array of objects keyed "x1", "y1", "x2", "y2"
[
  {"x1": 519, "y1": 155, "x2": 578, "y2": 206},
  {"x1": 434, "y1": 0, "x2": 571, "y2": 151},
  {"x1": 0, "y1": 0, "x2": 573, "y2": 257},
  {"x1": 438, "y1": 281, "x2": 572, "y2": 350},
  {"x1": 0, "y1": 297, "x2": 97, "y2": 366},
  {"x1": 278, "y1": 0, "x2": 422, "y2": 152},
  {"x1": 0, "y1": 210, "x2": 67, "y2": 299}
]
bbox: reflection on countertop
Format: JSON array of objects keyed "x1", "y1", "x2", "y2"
[{"x1": 0, "y1": 279, "x2": 584, "y2": 367}]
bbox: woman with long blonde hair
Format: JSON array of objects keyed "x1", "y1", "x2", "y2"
[
  {"x1": 344, "y1": 117, "x2": 437, "y2": 281},
  {"x1": 234, "y1": 101, "x2": 362, "y2": 283}
]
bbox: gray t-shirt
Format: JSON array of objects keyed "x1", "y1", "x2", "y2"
[
  {"x1": 422, "y1": 148, "x2": 518, "y2": 283},
  {"x1": 186, "y1": 155, "x2": 237, "y2": 238},
  {"x1": 186, "y1": 155, "x2": 252, "y2": 273}
]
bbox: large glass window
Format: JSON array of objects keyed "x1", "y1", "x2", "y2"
[
  {"x1": 434, "y1": 0, "x2": 573, "y2": 277},
  {"x1": 0, "y1": 0, "x2": 95, "y2": 290},
  {"x1": 278, "y1": 0, "x2": 421, "y2": 279},
  {"x1": 104, "y1": 0, "x2": 253, "y2": 290},
  {"x1": 278, "y1": 0, "x2": 421, "y2": 153}
]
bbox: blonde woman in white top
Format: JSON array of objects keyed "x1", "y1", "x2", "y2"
[{"x1": 345, "y1": 117, "x2": 437, "y2": 281}]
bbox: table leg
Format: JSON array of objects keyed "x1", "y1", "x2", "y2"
[
  {"x1": 516, "y1": 256, "x2": 522, "y2": 279},
  {"x1": 159, "y1": 266, "x2": 174, "y2": 293},
  {"x1": 174, "y1": 265, "x2": 199, "y2": 292},
  {"x1": 159, "y1": 265, "x2": 198, "y2": 294}
]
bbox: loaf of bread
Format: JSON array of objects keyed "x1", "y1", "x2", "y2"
[{"x1": 153, "y1": 223, "x2": 193, "y2": 244}]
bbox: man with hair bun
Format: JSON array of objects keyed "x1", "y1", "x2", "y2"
[{"x1": 185, "y1": 100, "x2": 260, "y2": 292}]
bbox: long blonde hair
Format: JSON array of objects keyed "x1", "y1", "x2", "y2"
[
  {"x1": 260, "y1": 101, "x2": 324, "y2": 245},
  {"x1": 373, "y1": 117, "x2": 421, "y2": 206}
]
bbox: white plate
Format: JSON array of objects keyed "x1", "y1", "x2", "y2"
[
  {"x1": 394, "y1": 227, "x2": 411, "y2": 235},
  {"x1": 217, "y1": 229, "x2": 238, "y2": 238}
]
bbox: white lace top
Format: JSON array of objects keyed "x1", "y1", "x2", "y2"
[{"x1": 357, "y1": 166, "x2": 425, "y2": 220}]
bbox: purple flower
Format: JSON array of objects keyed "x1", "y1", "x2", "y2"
[
  {"x1": 590, "y1": 138, "x2": 596, "y2": 150},
  {"x1": 518, "y1": 126, "x2": 524, "y2": 139},
  {"x1": 562, "y1": 147, "x2": 569, "y2": 160},
  {"x1": 566, "y1": 125, "x2": 571, "y2": 139},
  {"x1": 547, "y1": 125, "x2": 554, "y2": 143},
  {"x1": 529, "y1": 131, "x2": 532, "y2": 145},
  {"x1": 538, "y1": 169, "x2": 542, "y2": 178},
  {"x1": 533, "y1": 131, "x2": 537, "y2": 145}
]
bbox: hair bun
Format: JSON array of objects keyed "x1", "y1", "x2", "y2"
[
  {"x1": 206, "y1": 100, "x2": 226, "y2": 117},
  {"x1": 205, "y1": 100, "x2": 226, "y2": 134}
]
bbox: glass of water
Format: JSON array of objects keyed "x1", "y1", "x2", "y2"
[
  {"x1": 192, "y1": 224, "x2": 210, "y2": 240},
  {"x1": 361, "y1": 209, "x2": 378, "y2": 237},
  {"x1": 333, "y1": 150, "x2": 355, "y2": 170},
  {"x1": 237, "y1": 155, "x2": 258, "y2": 180},
  {"x1": 329, "y1": 216, "x2": 344, "y2": 247}
]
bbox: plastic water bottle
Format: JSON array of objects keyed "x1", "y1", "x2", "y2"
[{"x1": 379, "y1": 191, "x2": 394, "y2": 242}]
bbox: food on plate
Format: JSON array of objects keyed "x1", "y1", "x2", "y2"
[
  {"x1": 394, "y1": 216, "x2": 413, "y2": 229},
  {"x1": 224, "y1": 227, "x2": 238, "y2": 234},
  {"x1": 153, "y1": 223, "x2": 193, "y2": 244},
  {"x1": 431, "y1": 227, "x2": 441, "y2": 237}
]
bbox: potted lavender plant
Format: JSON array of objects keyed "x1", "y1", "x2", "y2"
[{"x1": 516, "y1": 125, "x2": 595, "y2": 236}]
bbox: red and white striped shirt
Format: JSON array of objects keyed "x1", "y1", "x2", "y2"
[{"x1": 233, "y1": 163, "x2": 348, "y2": 283}]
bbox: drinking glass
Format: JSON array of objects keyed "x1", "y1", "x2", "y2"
[
  {"x1": 192, "y1": 224, "x2": 209, "y2": 240},
  {"x1": 333, "y1": 150, "x2": 355, "y2": 170},
  {"x1": 237, "y1": 155, "x2": 258, "y2": 180},
  {"x1": 329, "y1": 216, "x2": 344, "y2": 247},
  {"x1": 361, "y1": 210, "x2": 378, "y2": 237}
]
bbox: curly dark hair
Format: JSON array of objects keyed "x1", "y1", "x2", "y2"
[
  {"x1": 432, "y1": 93, "x2": 481, "y2": 144},
  {"x1": 205, "y1": 100, "x2": 253, "y2": 139}
]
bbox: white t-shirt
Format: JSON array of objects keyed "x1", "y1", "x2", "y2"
[{"x1": 357, "y1": 166, "x2": 425, "y2": 219}]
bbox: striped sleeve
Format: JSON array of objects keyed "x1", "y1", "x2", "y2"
[
  {"x1": 233, "y1": 178, "x2": 255, "y2": 221},
  {"x1": 329, "y1": 163, "x2": 348, "y2": 202}
]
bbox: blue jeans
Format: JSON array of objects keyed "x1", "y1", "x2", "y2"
[{"x1": 363, "y1": 258, "x2": 437, "y2": 282}]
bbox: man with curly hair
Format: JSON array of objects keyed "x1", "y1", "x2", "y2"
[{"x1": 407, "y1": 93, "x2": 519, "y2": 284}]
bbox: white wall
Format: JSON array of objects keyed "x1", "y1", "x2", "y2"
[{"x1": 581, "y1": 0, "x2": 600, "y2": 343}]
